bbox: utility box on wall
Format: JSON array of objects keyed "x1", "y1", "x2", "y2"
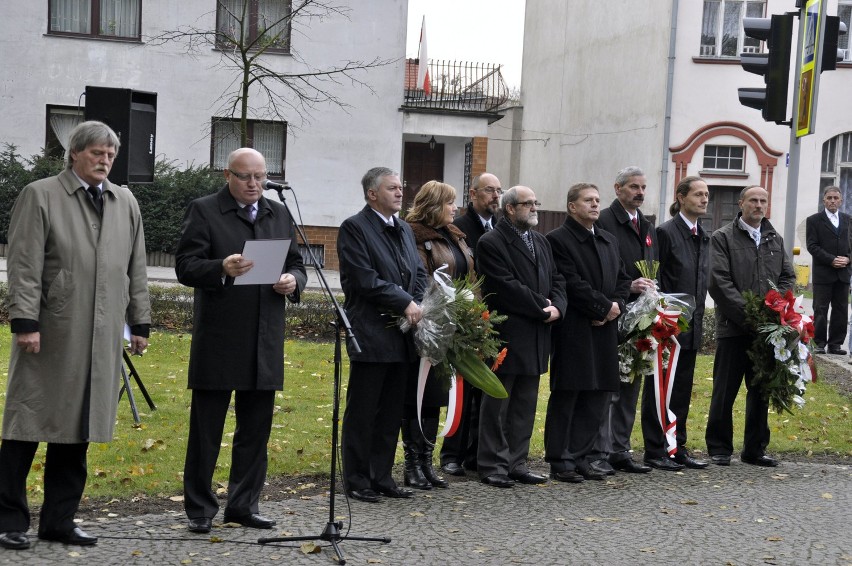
[{"x1": 84, "y1": 86, "x2": 157, "y2": 185}]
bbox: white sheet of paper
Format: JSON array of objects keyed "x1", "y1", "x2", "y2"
[{"x1": 234, "y1": 239, "x2": 291, "y2": 285}]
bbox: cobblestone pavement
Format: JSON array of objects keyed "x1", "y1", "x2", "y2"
[{"x1": 2, "y1": 460, "x2": 849, "y2": 565}]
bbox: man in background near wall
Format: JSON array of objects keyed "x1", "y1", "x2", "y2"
[
  {"x1": 441, "y1": 172, "x2": 502, "y2": 477},
  {"x1": 805, "y1": 186, "x2": 851, "y2": 356}
]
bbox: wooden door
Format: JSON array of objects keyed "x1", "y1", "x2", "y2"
[{"x1": 403, "y1": 141, "x2": 445, "y2": 211}]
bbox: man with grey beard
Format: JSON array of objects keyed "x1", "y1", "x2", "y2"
[{"x1": 474, "y1": 186, "x2": 566, "y2": 488}]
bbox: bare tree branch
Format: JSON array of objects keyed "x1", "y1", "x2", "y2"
[{"x1": 146, "y1": 0, "x2": 396, "y2": 145}]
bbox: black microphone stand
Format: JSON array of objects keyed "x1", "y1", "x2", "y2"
[{"x1": 257, "y1": 184, "x2": 390, "y2": 564}]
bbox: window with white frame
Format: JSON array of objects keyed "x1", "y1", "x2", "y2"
[
  {"x1": 216, "y1": 0, "x2": 292, "y2": 52},
  {"x1": 700, "y1": 0, "x2": 765, "y2": 58},
  {"x1": 840, "y1": 1, "x2": 852, "y2": 62},
  {"x1": 211, "y1": 118, "x2": 287, "y2": 177},
  {"x1": 821, "y1": 133, "x2": 852, "y2": 213},
  {"x1": 48, "y1": 0, "x2": 141, "y2": 39},
  {"x1": 703, "y1": 145, "x2": 746, "y2": 171}
]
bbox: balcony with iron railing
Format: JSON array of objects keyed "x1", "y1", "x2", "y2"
[{"x1": 402, "y1": 59, "x2": 510, "y2": 119}]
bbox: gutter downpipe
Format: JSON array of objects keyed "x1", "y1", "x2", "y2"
[{"x1": 659, "y1": 0, "x2": 679, "y2": 221}]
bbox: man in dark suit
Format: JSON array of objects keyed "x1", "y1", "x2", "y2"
[
  {"x1": 805, "y1": 186, "x2": 851, "y2": 355},
  {"x1": 337, "y1": 167, "x2": 428, "y2": 503},
  {"x1": 476, "y1": 185, "x2": 567, "y2": 488},
  {"x1": 440, "y1": 172, "x2": 502, "y2": 477},
  {"x1": 593, "y1": 166, "x2": 657, "y2": 475},
  {"x1": 176, "y1": 148, "x2": 307, "y2": 533},
  {"x1": 545, "y1": 183, "x2": 631, "y2": 483},
  {"x1": 641, "y1": 176, "x2": 710, "y2": 470}
]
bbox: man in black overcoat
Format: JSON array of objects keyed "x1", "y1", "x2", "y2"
[
  {"x1": 805, "y1": 186, "x2": 852, "y2": 355},
  {"x1": 440, "y1": 172, "x2": 502, "y2": 477},
  {"x1": 176, "y1": 148, "x2": 307, "y2": 533},
  {"x1": 593, "y1": 166, "x2": 657, "y2": 475},
  {"x1": 545, "y1": 183, "x2": 631, "y2": 483},
  {"x1": 476, "y1": 185, "x2": 567, "y2": 488},
  {"x1": 337, "y1": 167, "x2": 428, "y2": 503},
  {"x1": 641, "y1": 176, "x2": 710, "y2": 470}
]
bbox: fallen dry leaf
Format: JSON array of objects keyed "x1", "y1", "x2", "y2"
[
  {"x1": 821, "y1": 493, "x2": 833, "y2": 499},
  {"x1": 767, "y1": 536, "x2": 783, "y2": 541},
  {"x1": 300, "y1": 542, "x2": 322, "y2": 554},
  {"x1": 410, "y1": 511, "x2": 425, "y2": 517}
]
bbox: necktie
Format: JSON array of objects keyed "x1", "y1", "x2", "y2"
[
  {"x1": 691, "y1": 226, "x2": 697, "y2": 236},
  {"x1": 521, "y1": 231, "x2": 536, "y2": 258},
  {"x1": 484, "y1": 220, "x2": 492, "y2": 232},
  {"x1": 87, "y1": 186, "x2": 103, "y2": 215},
  {"x1": 631, "y1": 216, "x2": 639, "y2": 234},
  {"x1": 752, "y1": 230, "x2": 761, "y2": 247},
  {"x1": 248, "y1": 204, "x2": 257, "y2": 223}
]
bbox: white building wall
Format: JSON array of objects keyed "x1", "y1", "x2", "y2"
[
  {"x1": 517, "y1": 0, "x2": 672, "y2": 214},
  {"x1": 0, "y1": 0, "x2": 409, "y2": 227}
]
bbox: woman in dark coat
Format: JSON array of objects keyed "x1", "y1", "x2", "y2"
[{"x1": 403, "y1": 181, "x2": 475, "y2": 489}]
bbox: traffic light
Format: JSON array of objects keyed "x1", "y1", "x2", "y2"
[
  {"x1": 821, "y1": 16, "x2": 848, "y2": 72},
  {"x1": 738, "y1": 14, "x2": 794, "y2": 124}
]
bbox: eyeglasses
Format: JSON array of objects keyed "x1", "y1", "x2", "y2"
[
  {"x1": 515, "y1": 200, "x2": 541, "y2": 208},
  {"x1": 229, "y1": 171, "x2": 267, "y2": 182},
  {"x1": 477, "y1": 187, "x2": 503, "y2": 196}
]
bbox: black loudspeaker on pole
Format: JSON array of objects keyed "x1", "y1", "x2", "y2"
[{"x1": 84, "y1": 86, "x2": 157, "y2": 185}]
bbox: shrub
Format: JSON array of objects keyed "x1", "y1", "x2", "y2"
[
  {"x1": 0, "y1": 146, "x2": 64, "y2": 243},
  {"x1": 700, "y1": 307, "x2": 717, "y2": 354}
]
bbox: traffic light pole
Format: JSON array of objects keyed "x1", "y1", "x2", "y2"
[{"x1": 783, "y1": 9, "x2": 806, "y2": 253}]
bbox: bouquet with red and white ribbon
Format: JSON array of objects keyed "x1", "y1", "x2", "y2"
[
  {"x1": 618, "y1": 261, "x2": 695, "y2": 456},
  {"x1": 744, "y1": 284, "x2": 816, "y2": 414},
  {"x1": 400, "y1": 267, "x2": 508, "y2": 440}
]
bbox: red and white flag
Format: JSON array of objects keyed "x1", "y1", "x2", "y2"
[{"x1": 417, "y1": 16, "x2": 431, "y2": 96}]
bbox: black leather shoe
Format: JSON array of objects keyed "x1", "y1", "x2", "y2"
[
  {"x1": 611, "y1": 458, "x2": 651, "y2": 474},
  {"x1": 0, "y1": 531, "x2": 30, "y2": 550},
  {"x1": 576, "y1": 466, "x2": 606, "y2": 481},
  {"x1": 222, "y1": 513, "x2": 276, "y2": 529},
  {"x1": 550, "y1": 470, "x2": 584, "y2": 483},
  {"x1": 710, "y1": 454, "x2": 731, "y2": 466},
  {"x1": 828, "y1": 347, "x2": 847, "y2": 355},
  {"x1": 673, "y1": 451, "x2": 709, "y2": 469},
  {"x1": 375, "y1": 485, "x2": 414, "y2": 498},
  {"x1": 509, "y1": 471, "x2": 548, "y2": 485},
  {"x1": 481, "y1": 474, "x2": 515, "y2": 488},
  {"x1": 38, "y1": 527, "x2": 97, "y2": 546},
  {"x1": 441, "y1": 462, "x2": 466, "y2": 476},
  {"x1": 187, "y1": 517, "x2": 212, "y2": 533},
  {"x1": 645, "y1": 457, "x2": 685, "y2": 471},
  {"x1": 741, "y1": 454, "x2": 779, "y2": 467},
  {"x1": 589, "y1": 459, "x2": 616, "y2": 475},
  {"x1": 348, "y1": 488, "x2": 380, "y2": 503}
]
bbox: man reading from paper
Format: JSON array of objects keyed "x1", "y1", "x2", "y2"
[{"x1": 176, "y1": 147, "x2": 306, "y2": 534}]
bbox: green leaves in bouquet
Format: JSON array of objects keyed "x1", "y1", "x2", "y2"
[{"x1": 634, "y1": 259, "x2": 659, "y2": 280}]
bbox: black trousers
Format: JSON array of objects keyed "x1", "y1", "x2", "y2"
[
  {"x1": 642, "y1": 349, "x2": 699, "y2": 459},
  {"x1": 439, "y1": 385, "x2": 481, "y2": 469},
  {"x1": 544, "y1": 389, "x2": 609, "y2": 472},
  {"x1": 183, "y1": 389, "x2": 275, "y2": 520},
  {"x1": 812, "y1": 280, "x2": 849, "y2": 348},
  {"x1": 0, "y1": 440, "x2": 88, "y2": 535},
  {"x1": 705, "y1": 337, "x2": 770, "y2": 458},
  {"x1": 342, "y1": 361, "x2": 411, "y2": 492},
  {"x1": 594, "y1": 374, "x2": 645, "y2": 463},
  {"x1": 477, "y1": 373, "x2": 540, "y2": 478}
]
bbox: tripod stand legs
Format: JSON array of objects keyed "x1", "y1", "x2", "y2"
[
  {"x1": 258, "y1": 520, "x2": 390, "y2": 565},
  {"x1": 118, "y1": 349, "x2": 157, "y2": 424}
]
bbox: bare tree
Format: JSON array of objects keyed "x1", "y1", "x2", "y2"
[{"x1": 147, "y1": 0, "x2": 395, "y2": 144}]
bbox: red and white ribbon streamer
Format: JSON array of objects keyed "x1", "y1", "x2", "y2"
[
  {"x1": 416, "y1": 358, "x2": 461, "y2": 443},
  {"x1": 652, "y1": 309, "x2": 682, "y2": 456}
]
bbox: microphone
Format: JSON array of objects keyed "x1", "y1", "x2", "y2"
[{"x1": 263, "y1": 179, "x2": 290, "y2": 191}]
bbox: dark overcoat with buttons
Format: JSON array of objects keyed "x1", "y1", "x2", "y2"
[
  {"x1": 476, "y1": 217, "x2": 567, "y2": 376},
  {"x1": 176, "y1": 185, "x2": 307, "y2": 390},
  {"x1": 546, "y1": 217, "x2": 631, "y2": 391},
  {"x1": 337, "y1": 205, "x2": 428, "y2": 363}
]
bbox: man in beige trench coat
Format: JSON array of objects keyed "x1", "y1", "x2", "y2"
[{"x1": 0, "y1": 121, "x2": 151, "y2": 551}]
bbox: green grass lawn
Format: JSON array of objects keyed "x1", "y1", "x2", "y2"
[{"x1": 0, "y1": 326, "x2": 849, "y2": 503}]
